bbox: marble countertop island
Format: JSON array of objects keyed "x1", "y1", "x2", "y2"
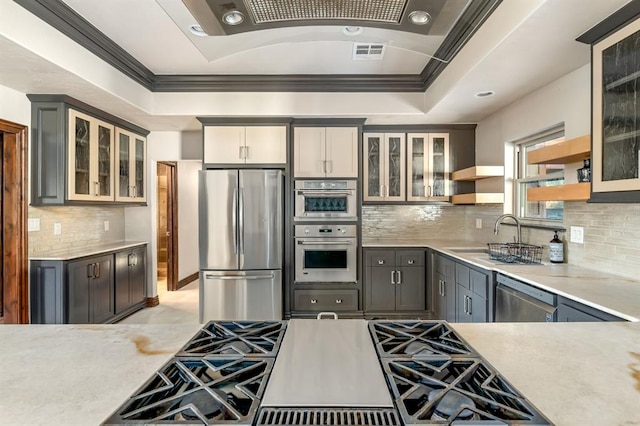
[
  {"x1": 1, "y1": 322, "x2": 639, "y2": 425},
  {"x1": 364, "y1": 239, "x2": 640, "y2": 322}
]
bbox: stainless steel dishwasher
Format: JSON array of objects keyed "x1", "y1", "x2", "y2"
[{"x1": 495, "y1": 273, "x2": 557, "y2": 322}]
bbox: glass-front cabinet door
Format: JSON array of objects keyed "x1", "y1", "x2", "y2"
[
  {"x1": 427, "y1": 133, "x2": 450, "y2": 201},
  {"x1": 592, "y1": 17, "x2": 640, "y2": 196},
  {"x1": 407, "y1": 133, "x2": 450, "y2": 201},
  {"x1": 115, "y1": 127, "x2": 146, "y2": 202},
  {"x1": 363, "y1": 133, "x2": 405, "y2": 201},
  {"x1": 67, "y1": 109, "x2": 114, "y2": 202}
]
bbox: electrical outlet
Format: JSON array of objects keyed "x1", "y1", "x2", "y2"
[
  {"x1": 475, "y1": 218, "x2": 482, "y2": 229},
  {"x1": 570, "y1": 226, "x2": 584, "y2": 244},
  {"x1": 104, "y1": 220, "x2": 110, "y2": 231},
  {"x1": 28, "y1": 218, "x2": 40, "y2": 232},
  {"x1": 54, "y1": 223, "x2": 62, "y2": 235}
]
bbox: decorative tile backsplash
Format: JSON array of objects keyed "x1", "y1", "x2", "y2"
[
  {"x1": 363, "y1": 202, "x2": 640, "y2": 281},
  {"x1": 28, "y1": 206, "x2": 125, "y2": 256}
]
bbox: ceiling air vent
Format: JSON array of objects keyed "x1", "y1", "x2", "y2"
[{"x1": 353, "y1": 43, "x2": 386, "y2": 60}]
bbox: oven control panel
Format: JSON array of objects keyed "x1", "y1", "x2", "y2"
[{"x1": 294, "y1": 224, "x2": 357, "y2": 238}]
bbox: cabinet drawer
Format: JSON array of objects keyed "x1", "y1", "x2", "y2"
[
  {"x1": 294, "y1": 289, "x2": 358, "y2": 311},
  {"x1": 396, "y1": 250, "x2": 425, "y2": 267},
  {"x1": 455, "y1": 263, "x2": 470, "y2": 288},
  {"x1": 470, "y1": 269, "x2": 488, "y2": 298},
  {"x1": 366, "y1": 250, "x2": 396, "y2": 267}
]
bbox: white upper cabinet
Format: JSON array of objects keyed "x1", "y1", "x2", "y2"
[
  {"x1": 67, "y1": 109, "x2": 115, "y2": 202},
  {"x1": 406, "y1": 133, "x2": 450, "y2": 202},
  {"x1": 294, "y1": 127, "x2": 358, "y2": 177},
  {"x1": 204, "y1": 125, "x2": 287, "y2": 165},
  {"x1": 363, "y1": 133, "x2": 406, "y2": 201},
  {"x1": 115, "y1": 127, "x2": 147, "y2": 203}
]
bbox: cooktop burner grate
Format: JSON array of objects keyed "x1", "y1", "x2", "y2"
[
  {"x1": 103, "y1": 357, "x2": 274, "y2": 425},
  {"x1": 176, "y1": 320, "x2": 287, "y2": 358},
  {"x1": 369, "y1": 321, "x2": 477, "y2": 358}
]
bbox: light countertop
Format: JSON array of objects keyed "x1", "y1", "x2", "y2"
[
  {"x1": 364, "y1": 239, "x2": 640, "y2": 322},
  {"x1": 29, "y1": 241, "x2": 148, "y2": 261},
  {"x1": 0, "y1": 322, "x2": 638, "y2": 425}
]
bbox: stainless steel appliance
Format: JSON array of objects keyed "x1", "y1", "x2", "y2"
[
  {"x1": 495, "y1": 273, "x2": 557, "y2": 322},
  {"x1": 199, "y1": 170, "x2": 283, "y2": 322},
  {"x1": 294, "y1": 180, "x2": 357, "y2": 221},
  {"x1": 294, "y1": 224, "x2": 357, "y2": 283},
  {"x1": 369, "y1": 320, "x2": 552, "y2": 425}
]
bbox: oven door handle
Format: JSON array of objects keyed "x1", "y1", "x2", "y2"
[
  {"x1": 297, "y1": 190, "x2": 354, "y2": 196},
  {"x1": 297, "y1": 240, "x2": 352, "y2": 245}
]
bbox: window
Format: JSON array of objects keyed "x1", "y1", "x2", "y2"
[{"x1": 515, "y1": 126, "x2": 565, "y2": 221}]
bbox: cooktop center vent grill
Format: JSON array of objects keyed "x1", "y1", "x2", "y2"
[
  {"x1": 256, "y1": 407, "x2": 401, "y2": 426},
  {"x1": 245, "y1": 0, "x2": 407, "y2": 24}
]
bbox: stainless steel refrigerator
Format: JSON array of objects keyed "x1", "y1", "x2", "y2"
[{"x1": 199, "y1": 169, "x2": 283, "y2": 322}]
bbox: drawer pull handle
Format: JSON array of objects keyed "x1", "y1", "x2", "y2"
[
  {"x1": 378, "y1": 260, "x2": 384, "y2": 265},
  {"x1": 391, "y1": 270, "x2": 396, "y2": 284},
  {"x1": 310, "y1": 299, "x2": 318, "y2": 304},
  {"x1": 408, "y1": 260, "x2": 415, "y2": 265},
  {"x1": 317, "y1": 312, "x2": 338, "y2": 320},
  {"x1": 335, "y1": 299, "x2": 342, "y2": 304}
]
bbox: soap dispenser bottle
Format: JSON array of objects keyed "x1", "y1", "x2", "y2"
[{"x1": 549, "y1": 231, "x2": 564, "y2": 263}]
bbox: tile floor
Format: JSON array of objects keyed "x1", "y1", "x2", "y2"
[{"x1": 118, "y1": 279, "x2": 200, "y2": 324}]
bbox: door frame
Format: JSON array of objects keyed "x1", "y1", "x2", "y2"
[
  {"x1": 0, "y1": 119, "x2": 29, "y2": 324},
  {"x1": 158, "y1": 161, "x2": 179, "y2": 291}
]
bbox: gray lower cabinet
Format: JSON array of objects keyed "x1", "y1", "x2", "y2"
[
  {"x1": 294, "y1": 289, "x2": 358, "y2": 311},
  {"x1": 557, "y1": 296, "x2": 625, "y2": 322},
  {"x1": 429, "y1": 250, "x2": 493, "y2": 323},
  {"x1": 364, "y1": 248, "x2": 426, "y2": 312},
  {"x1": 115, "y1": 246, "x2": 147, "y2": 314},
  {"x1": 455, "y1": 263, "x2": 489, "y2": 323},
  {"x1": 30, "y1": 244, "x2": 147, "y2": 324},
  {"x1": 67, "y1": 254, "x2": 114, "y2": 324},
  {"x1": 431, "y1": 252, "x2": 456, "y2": 322}
]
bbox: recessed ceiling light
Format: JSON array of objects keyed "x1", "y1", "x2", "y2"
[
  {"x1": 223, "y1": 10, "x2": 245, "y2": 25},
  {"x1": 343, "y1": 26, "x2": 363, "y2": 36},
  {"x1": 409, "y1": 10, "x2": 431, "y2": 25},
  {"x1": 189, "y1": 25, "x2": 207, "y2": 37},
  {"x1": 475, "y1": 90, "x2": 495, "y2": 98}
]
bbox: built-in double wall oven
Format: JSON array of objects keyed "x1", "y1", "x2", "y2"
[{"x1": 294, "y1": 180, "x2": 358, "y2": 283}]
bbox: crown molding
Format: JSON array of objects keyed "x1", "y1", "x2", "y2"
[{"x1": 13, "y1": 0, "x2": 500, "y2": 93}]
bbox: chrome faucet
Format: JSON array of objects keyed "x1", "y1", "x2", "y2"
[{"x1": 494, "y1": 214, "x2": 522, "y2": 244}]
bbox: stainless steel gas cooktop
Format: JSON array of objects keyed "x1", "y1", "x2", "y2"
[
  {"x1": 369, "y1": 321, "x2": 552, "y2": 425},
  {"x1": 104, "y1": 320, "x2": 551, "y2": 426}
]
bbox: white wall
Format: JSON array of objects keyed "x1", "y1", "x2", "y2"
[
  {"x1": 475, "y1": 64, "x2": 591, "y2": 198},
  {"x1": 125, "y1": 131, "x2": 201, "y2": 296},
  {"x1": 0, "y1": 84, "x2": 30, "y2": 126},
  {"x1": 177, "y1": 161, "x2": 201, "y2": 280}
]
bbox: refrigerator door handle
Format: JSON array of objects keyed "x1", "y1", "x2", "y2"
[
  {"x1": 238, "y1": 187, "x2": 245, "y2": 254},
  {"x1": 204, "y1": 274, "x2": 275, "y2": 280},
  {"x1": 232, "y1": 187, "x2": 239, "y2": 254}
]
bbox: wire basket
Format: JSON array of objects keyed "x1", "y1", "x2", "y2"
[{"x1": 487, "y1": 243, "x2": 543, "y2": 264}]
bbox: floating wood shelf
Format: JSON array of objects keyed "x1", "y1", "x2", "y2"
[
  {"x1": 527, "y1": 182, "x2": 590, "y2": 202},
  {"x1": 527, "y1": 135, "x2": 590, "y2": 165},
  {"x1": 451, "y1": 166, "x2": 505, "y2": 181},
  {"x1": 451, "y1": 193, "x2": 504, "y2": 205}
]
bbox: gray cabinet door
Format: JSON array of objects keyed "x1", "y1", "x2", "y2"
[
  {"x1": 365, "y1": 266, "x2": 396, "y2": 311},
  {"x1": 91, "y1": 255, "x2": 114, "y2": 324},
  {"x1": 396, "y1": 266, "x2": 425, "y2": 311},
  {"x1": 66, "y1": 259, "x2": 92, "y2": 323},
  {"x1": 114, "y1": 251, "x2": 130, "y2": 314},
  {"x1": 456, "y1": 285, "x2": 472, "y2": 322},
  {"x1": 129, "y1": 247, "x2": 146, "y2": 305},
  {"x1": 444, "y1": 259, "x2": 456, "y2": 323}
]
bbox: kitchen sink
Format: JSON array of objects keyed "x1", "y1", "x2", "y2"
[{"x1": 446, "y1": 247, "x2": 488, "y2": 253}]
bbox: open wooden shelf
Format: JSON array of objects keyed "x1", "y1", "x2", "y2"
[
  {"x1": 527, "y1": 135, "x2": 590, "y2": 165},
  {"x1": 527, "y1": 182, "x2": 590, "y2": 202},
  {"x1": 451, "y1": 193, "x2": 504, "y2": 205},
  {"x1": 451, "y1": 166, "x2": 504, "y2": 181}
]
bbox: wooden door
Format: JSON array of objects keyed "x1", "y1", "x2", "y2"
[
  {"x1": 0, "y1": 119, "x2": 28, "y2": 324},
  {"x1": 157, "y1": 162, "x2": 178, "y2": 291}
]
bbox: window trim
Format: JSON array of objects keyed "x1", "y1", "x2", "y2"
[{"x1": 513, "y1": 125, "x2": 565, "y2": 223}]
